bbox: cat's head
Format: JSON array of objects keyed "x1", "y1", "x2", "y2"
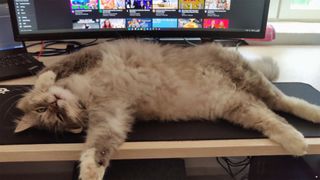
[{"x1": 14, "y1": 71, "x2": 87, "y2": 134}]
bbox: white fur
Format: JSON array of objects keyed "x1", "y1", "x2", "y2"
[
  {"x1": 35, "y1": 71, "x2": 57, "y2": 90},
  {"x1": 48, "y1": 86, "x2": 76, "y2": 101},
  {"x1": 79, "y1": 148, "x2": 106, "y2": 180},
  {"x1": 283, "y1": 96, "x2": 320, "y2": 123},
  {"x1": 268, "y1": 124, "x2": 307, "y2": 156}
]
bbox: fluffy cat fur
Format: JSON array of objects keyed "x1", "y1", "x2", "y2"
[{"x1": 15, "y1": 39, "x2": 320, "y2": 180}]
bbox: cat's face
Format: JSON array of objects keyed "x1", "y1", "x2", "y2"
[{"x1": 15, "y1": 71, "x2": 87, "y2": 134}]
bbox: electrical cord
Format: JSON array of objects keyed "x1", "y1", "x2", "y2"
[
  {"x1": 183, "y1": 38, "x2": 249, "y2": 48},
  {"x1": 26, "y1": 38, "x2": 247, "y2": 57},
  {"x1": 235, "y1": 39, "x2": 248, "y2": 51},
  {"x1": 36, "y1": 41, "x2": 44, "y2": 60},
  {"x1": 184, "y1": 38, "x2": 198, "y2": 46},
  {"x1": 216, "y1": 157, "x2": 251, "y2": 180},
  {"x1": 26, "y1": 39, "x2": 99, "y2": 57}
]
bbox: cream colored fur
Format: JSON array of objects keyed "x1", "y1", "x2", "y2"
[
  {"x1": 249, "y1": 57, "x2": 279, "y2": 81},
  {"x1": 15, "y1": 39, "x2": 320, "y2": 180},
  {"x1": 80, "y1": 148, "x2": 106, "y2": 180}
]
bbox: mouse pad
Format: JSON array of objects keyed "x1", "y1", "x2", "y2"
[{"x1": 0, "y1": 82, "x2": 320, "y2": 145}]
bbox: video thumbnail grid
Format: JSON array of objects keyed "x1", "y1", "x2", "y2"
[
  {"x1": 72, "y1": 18, "x2": 229, "y2": 30},
  {"x1": 70, "y1": 0, "x2": 231, "y2": 10}
]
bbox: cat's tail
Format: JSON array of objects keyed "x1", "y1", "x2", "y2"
[{"x1": 249, "y1": 57, "x2": 279, "y2": 81}]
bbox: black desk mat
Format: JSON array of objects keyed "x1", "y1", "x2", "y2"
[{"x1": 0, "y1": 82, "x2": 320, "y2": 145}]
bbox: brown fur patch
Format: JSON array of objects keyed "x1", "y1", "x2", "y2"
[{"x1": 42, "y1": 48, "x2": 103, "y2": 80}]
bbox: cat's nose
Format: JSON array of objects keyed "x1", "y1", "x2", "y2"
[
  {"x1": 50, "y1": 101, "x2": 58, "y2": 109},
  {"x1": 54, "y1": 94, "x2": 61, "y2": 100}
]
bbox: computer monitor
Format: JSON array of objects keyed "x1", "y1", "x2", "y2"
[
  {"x1": 0, "y1": 3, "x2": 24, "y2": 51},
  {"x1": 8, "y1": 0, "x2": 270, "y2": 41}
]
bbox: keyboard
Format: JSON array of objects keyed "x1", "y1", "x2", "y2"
[
  {"x1": 0, "y1": 53, "x2": 44, "y2": 81},
  {"x1": 0, "y1": 54, "x2": 34, "y2": 68}
]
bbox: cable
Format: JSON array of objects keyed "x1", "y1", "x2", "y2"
[
  {"x1": 82, "y1": 39, "x2": 99, "y2": 46},
  {"x1": 184, "y1": 38, "x2": 198, "y2": 46},
  {"x1": 36, "y1": 41, "x2": 44, "y2": 60},
  {"x1": 216, "y1": 157, "x2": 251, "y2": 180},
  {"x1": 235, "y1": 39, "x2": 249, "y2": 51},
  {"x1": 25, "y1": 41, "x2": 48, "y2": 48},
  {"x1": 217, "y1": 157, "x2": 236, "y2": 179},
  {"x1": 27, "y1": 39, "x2": 99, "y2": 57}
]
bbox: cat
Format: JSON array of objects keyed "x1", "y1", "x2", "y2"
[{"x1": 14, "y1": 39, "x2": 320, "y2": 180}]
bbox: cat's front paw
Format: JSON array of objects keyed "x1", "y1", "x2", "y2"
[
  {"x1": 79, "y1": 148, "x2": 106, "y2": 180},
  {"x1": 271, "y1": 127, "x2": 308, "y2": 156},
  {"x1": 34, "y1": 70, "x2": 57, "y2": 91}
]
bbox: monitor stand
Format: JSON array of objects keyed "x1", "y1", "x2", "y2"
[{"x1": 152, "y1": 38, "x2": 248, "y2": 47}]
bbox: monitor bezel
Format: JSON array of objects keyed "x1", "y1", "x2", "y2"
[{"x1": 8, "y1": 0, "x2": 270, "y2": 41}]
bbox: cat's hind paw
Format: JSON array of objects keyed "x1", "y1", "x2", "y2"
[{"x1": 79, "y1": 148, "x2": 106, "y2": 180}]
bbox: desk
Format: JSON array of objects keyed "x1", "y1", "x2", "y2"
[{"x1": 1, "y1": 45, "x2": 320, "y2": 162}]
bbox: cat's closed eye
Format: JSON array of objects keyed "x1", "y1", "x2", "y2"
[{"x1": 35, "y1": 107, "x2": 47, "y2": 113}]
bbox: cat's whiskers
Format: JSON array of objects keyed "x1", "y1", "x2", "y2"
[{"x1": 1, "y1": 93, "x2": 28, "y2": 120}]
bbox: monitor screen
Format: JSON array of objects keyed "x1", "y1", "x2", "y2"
[
  {"x1": 0, "y1": 4, "x2": 24, "y2": 51},
  {"x1": 8, "y1": 0, "x2": 270, "y2": 40}
]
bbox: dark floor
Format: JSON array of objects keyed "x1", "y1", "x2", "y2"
[{"x1": 1, "y1": 156, "x2": 319, "y2": 180}]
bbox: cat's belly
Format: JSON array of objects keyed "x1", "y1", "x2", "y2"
[{"x1": 135, "y1": 81, "x2": 236, "y2": 121}]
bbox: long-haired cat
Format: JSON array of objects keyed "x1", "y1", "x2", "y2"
[{"x1": 15, "y1": 39, "x2": 320, "y2": 180}]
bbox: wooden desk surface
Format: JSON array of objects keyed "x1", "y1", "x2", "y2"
[{"x1": 0, "y1": 45, "x2": 320, "y2": 162}]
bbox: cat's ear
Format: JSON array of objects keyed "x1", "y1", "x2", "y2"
[
  {"x1": 66, "y1": 127, "x2": 83, "y2": 134},
  {"x1": 16, "y1": 96, "x2": 29, "y2": 111},
  {"x1": 35, "y1": 71, "x2": 57, "y2": 91},
  {"x1": 14, "y1": 116, "x2": 37, "y2": 133}
]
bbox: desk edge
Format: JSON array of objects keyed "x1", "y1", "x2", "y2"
[{"x1": 0, "y1": 138, "x2": 320, "y2": 162}]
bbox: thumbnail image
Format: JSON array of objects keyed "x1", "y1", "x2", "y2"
[
  {"x1": 179, "y1": 0, "x2": 204, "y2": 9},
  {"x1": 100, "y1": 19, "x2": 126, "y2": 28},
  {"x1": 153, "y1": 18, "x2": 177, "y2": 28},
  {"x1": 73, "y1": 19, "x2": 100, "y2": 29},
  {"x1": 178, "y1": 18, "x2": 202, "y2": 28},
  {"x1": 126, "y1": 0, "x2": 152, "y2": 9},
  {"x1": 70, "y1": 0, "x2": 98, "y2": 10},
  {"x1": 203, "y1": 19, "x2": 215, "y2": 28},
  {"x1": 203, "y1": 19, "x2": 228, "y2": 29},
  {"x1": 205, "y1": 0, "x2": 231, "y2": 10},
  {"x1": 127, "y1": 18, "x2": 152, "y2": 28},
  {"x1": 215, "y1": 19, "x2": 229, "y2": 28},
  {"x1": 152, "y1": 0, "x2": 178, "y2": 9},
  {"x1": 99, "y1": 0, "x2": 125, "y2": 9}
]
